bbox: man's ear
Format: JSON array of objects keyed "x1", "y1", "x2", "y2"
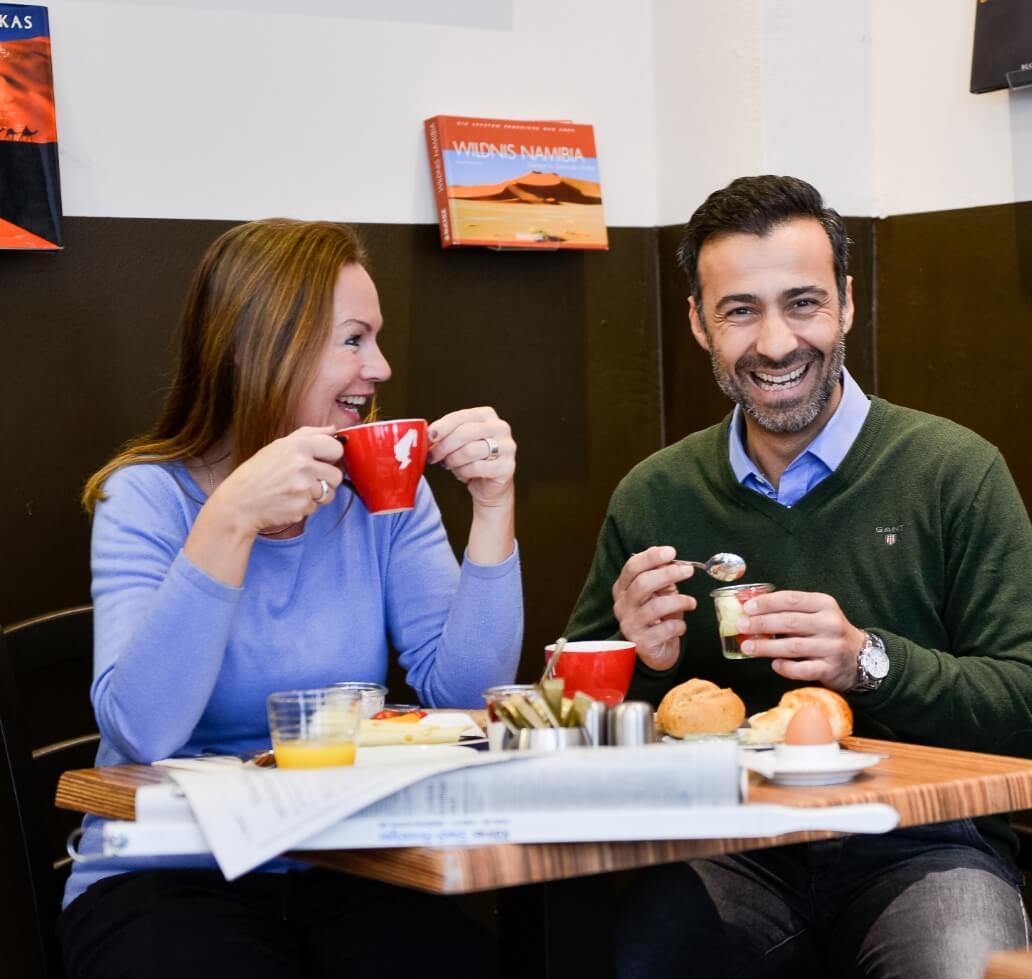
[
  {"x1": 689, "y1": 296, "x2": 710, "y2": 351},
  {"x1": 841, "y1": 275, "x2": 855, "y2": 336}
]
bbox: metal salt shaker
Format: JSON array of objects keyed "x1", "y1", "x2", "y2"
[
  {"x1": 607, "y1": 701, "x2": 655, "y2": 746},
  {"x1": 582, "y1": 700, "x2": 608, "y2": 746}
]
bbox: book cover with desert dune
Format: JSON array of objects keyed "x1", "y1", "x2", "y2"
[
  {"x1": 425, "y1": 115, "x2": 608, "y2": 250},
  {"x1": 0, "y1": 3, "x2": 63, "y2": 249}
]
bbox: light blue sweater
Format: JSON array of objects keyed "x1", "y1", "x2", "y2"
[{"x1": 65, "y1": 461, "x2": 523, "y2": 907}]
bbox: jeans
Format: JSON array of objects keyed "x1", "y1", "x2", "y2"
[{"x1": 617, "y1": 821, "x2": 1028, "y2": 979}]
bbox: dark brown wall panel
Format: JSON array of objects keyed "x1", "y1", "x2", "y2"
[
  {"x1": 1, "y1": 217, "x2": 231, "y2": 623},
  {"x1": 0, "y1": 220, "x2": 661, "y2": 687},
  {"x1": 658, "y1": 217, "x2": 876, "y2": 443},
  {"x1": 875, "y1": 201, "x2": 1032, "y2": 508}
]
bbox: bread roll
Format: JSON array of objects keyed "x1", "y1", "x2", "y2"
[
  {"x1": 657, "y1": 678, "x2": 746, "y2": 737},
  {"x1": 744, "y1": 705, "x2": 795, "y2": 744},
  {"x1": 779, "y1": 687, "x2": 853, "y2": 739},
  {"x1": 746, "y1": 687, "x2": 853, "y2": 743}
]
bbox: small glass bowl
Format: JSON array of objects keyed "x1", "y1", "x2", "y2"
[{"x1": 330, "y1": 681, "x2": 388, "y2": 718}]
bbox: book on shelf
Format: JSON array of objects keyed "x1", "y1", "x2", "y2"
[
  {"x1": 0, "y1": 3, "x2": 63, "y2": 250},
  {"x1": 424, "y1": 114, "x2": 608, "y2": 251}
]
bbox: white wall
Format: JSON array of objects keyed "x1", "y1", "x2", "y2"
[
  {"x1": 44, "y1": 0, "x2": 1032, "y2": 226},
  {"x1": 49, "y1": 0, "x2": 658, "y2": 225},
  {"x1": 654, "y1": 0, "x2": 1031, "y2": 224},
  {"x1": 761, "y1": 0, "x2": 875, "y2": 218},
  {"x1": 652, "y1": 0, "x2": 764, "y2": 228},
  {"x1": 871, "y1": 0, "x2": 1032, "y2": 217}
]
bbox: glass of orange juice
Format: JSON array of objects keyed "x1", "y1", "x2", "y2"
[{"x1": 266, "y1": 688, "x2": 362, "y2": 768}]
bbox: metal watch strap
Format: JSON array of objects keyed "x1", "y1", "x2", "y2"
[{"x1": 851, "y1": 631, "x2": 888, "y2": 693}]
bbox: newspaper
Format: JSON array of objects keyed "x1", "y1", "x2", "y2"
[
  {"x1": 93, "y1": 741, "x2": 899, "y2": 878},
  {"x1": 114, "y1": 742, "x2": 741, "y2": 878}
]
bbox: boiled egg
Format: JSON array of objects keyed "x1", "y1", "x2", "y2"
[
  {"x1": 775, "y1": 706, "x2": 841, "y2": 765},
  {"x1": 784, "y1": 706, "x2": 834, "y2": 745}
]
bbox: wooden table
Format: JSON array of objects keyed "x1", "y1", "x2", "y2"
[
  {"x1": 56, "y1": 736, "x2": 1032, "y2": 894},
  {"x1": 986, "y1": 950, "x2": 1032, "y2": 979}
]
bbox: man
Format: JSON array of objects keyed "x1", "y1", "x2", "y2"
[{"x1": 567, "y1": 175, "x2": 1032, "y2": 977}]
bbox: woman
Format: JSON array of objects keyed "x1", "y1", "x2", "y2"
[{"x1": 59, "y1": 219, "x2": 522, "y2": 978}]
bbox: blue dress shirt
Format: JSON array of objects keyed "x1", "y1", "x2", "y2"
[{"x1": 728, "y1": 368, "x2": 870, "y2": 507}]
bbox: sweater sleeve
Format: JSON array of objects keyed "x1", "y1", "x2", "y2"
[
  {"x1": 383, "y1": 481, "x2": 523, "y2": 708},
  {"x1": 850, "y1": 452, "x2": 1032, "y2": 755},
  {"x1": 90, "y1": 466, "x2": 243, "y2": 762},
  {"x1": 564, "y1": 477, "x2": 682, "y2": 706}
]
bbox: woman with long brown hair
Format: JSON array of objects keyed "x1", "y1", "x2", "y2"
[{"x1": 59, "y1": 219, "x2": 521, "y2": 978}]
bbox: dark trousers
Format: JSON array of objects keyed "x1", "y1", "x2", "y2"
[
  {"x1": 58, "y1": 868, "x2": 498, "y2": 979},
  {"x1": 615, "y1": 821, "x2": 1028, "y2": 979}
]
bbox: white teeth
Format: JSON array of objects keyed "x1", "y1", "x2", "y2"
[
  {"x1": 753, "y1": 364, "x2": 807, "y2": 387},
  {"x1": 338, "y1": 396, "x2": 368, "y2": 407}
]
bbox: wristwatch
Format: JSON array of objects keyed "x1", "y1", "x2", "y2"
[{"x1": 850, "y1": 631, "x2": 889, "y2": 693}]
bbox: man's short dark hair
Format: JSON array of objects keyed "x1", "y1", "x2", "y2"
[{"x1": 676, "y1": 175, "x2": 850, "y2": 304}]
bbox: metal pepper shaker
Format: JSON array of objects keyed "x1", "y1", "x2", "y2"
[
  {"x1": 607, "y1": 701, "x2": 655, "y2": 746},
  {"x1": 582, "y1": 700, "x2": 608, "y2": 746}
]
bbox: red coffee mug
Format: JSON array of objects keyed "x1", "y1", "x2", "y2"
[
  {"x1": 335, "y1": 419, "x2": 428, "y2": 515},
  {"x1": 544, "y1": 640, "x2": 637, "y2": 706}
]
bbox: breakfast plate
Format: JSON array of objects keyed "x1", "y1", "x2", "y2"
[
  {"x1": 662, "y1": 729, "x2": 776, "y2": 749},
  {"x1": 359, "y1": 720, "x2": 464, "y2": 746},
  {"x1": 661, "y1": 732, "x2": 742, "y2": 745},
  {"x1": 355, "y1": 743, "x2": 477, "y2": 766},
  {"x1": 742, "y1": 749, "x2": 886, "y2": 786},
  {"x1": 358, "y1": 712, "x2": 484, "y2": 747}
]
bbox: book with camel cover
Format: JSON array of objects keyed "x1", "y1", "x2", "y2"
[
  {"x1": 0, "y1": 3, "x2": 63, "y2": 249},
  {"x1": 424, "y1": 115, "x2": 608, "y2": 250}
]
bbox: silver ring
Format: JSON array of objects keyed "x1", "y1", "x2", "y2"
[
  {"x1": 482, "y1": 437, "x2": 500, "y2": 462},
  {"x1": 314, "y1": 478, "x2": 330, "y2": 504}
]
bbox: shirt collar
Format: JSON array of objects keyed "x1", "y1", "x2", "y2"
[{"x1": 728, "y1": 368, "x2": 870, "y2": 484}]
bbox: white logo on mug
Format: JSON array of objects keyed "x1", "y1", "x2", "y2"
[{"x1": 394, "y1": 429, "x2": 418, "y2": 470}]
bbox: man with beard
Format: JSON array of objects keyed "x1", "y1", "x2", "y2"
[{"x1": 567, "y1": 176, "x2": 1032, "y2": 978}]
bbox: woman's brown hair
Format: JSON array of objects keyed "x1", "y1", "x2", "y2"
[{"x1": 82, "y1": 218, "x2": 368, "y2": 513}]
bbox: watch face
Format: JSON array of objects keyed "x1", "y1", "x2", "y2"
[{"x1": 861, "y1": 637, "x2": 890, "y2": 679}]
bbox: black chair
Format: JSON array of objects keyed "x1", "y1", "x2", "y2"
[{"x1": 1, "y1": 606, "x2": 99, "y2": 979}]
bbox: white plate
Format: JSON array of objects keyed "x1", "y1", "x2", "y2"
[
  {"x1": 744, "y1": 749, "x2": 886, "y2": 786},
  {"x1": 661, "y1": 729, "x2": 777, "y2": 750},
  {"x1": 661, "y1": 733, "x2": 741, "y2": 745},
  {"x1": 354, "y1": 744, "x2": 474, "y2": 766}
]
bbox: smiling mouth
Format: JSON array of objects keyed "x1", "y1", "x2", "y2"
[
  {"x1": 748, "y1": 361, "x2": 812, "y2": 392},
  {"x1": 337, "y1": 395, "x2": 369, "y2": 413}
]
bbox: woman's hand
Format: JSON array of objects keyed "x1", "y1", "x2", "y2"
[
  {"x1": 429, "y1": 407, "x2": 516, "y2": 509},
  {"x1": 185, "y1": 427, "x2": 343, "y2": 585},
  {"x1": 429, "y1": 407, "x2": 516, "y2": 564},
  {"x1": 213, "y1": 426, "x2": 345, "y2": 535}
]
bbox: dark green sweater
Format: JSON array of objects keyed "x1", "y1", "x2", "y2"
[{"x1": 566, "y1": 398, "x2": 1032, "y2": 855}]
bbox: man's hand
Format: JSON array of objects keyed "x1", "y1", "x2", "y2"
[
  {"x1": 737, "y1": 590, "x2": 866, "y2": 691},
  {"x1": 612, "y1": 546, "x2": 697, "y2": 671}
]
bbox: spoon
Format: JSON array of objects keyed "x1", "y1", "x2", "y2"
[
  {"x1": 544, "y1": 635, "x2": 569, "y2": 680},
  {"x1": 674, "y1": 552, "x2": 747, "y2": 582}
]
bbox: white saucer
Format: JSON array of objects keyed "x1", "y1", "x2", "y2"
[
  {"x1": 355, "y1": 744, "x2": 474, "y2": 766},
  {"x1": 664, "y1": 726, "x2": 776, "y2": 746},
  {"x1": 661, "y1": 733, "x2": 741, "y2": 745},
  {"x1": 743, "y1": 749, "x2": 886, "y2": 786}
]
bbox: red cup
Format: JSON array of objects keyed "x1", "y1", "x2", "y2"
[
  {"x1": 544, "y1": 640, "x2": 637, "y2": 706},
  {"x1": 335, "y1": 419, "x2": 428, "y2": 515}
]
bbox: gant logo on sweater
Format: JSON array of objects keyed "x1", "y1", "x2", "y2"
[{"x1": 876, "y1": 523, "x2": 904, "y2": 546}]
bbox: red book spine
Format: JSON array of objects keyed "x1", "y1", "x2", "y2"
[{"x1": 424, "y1": 116, "x2": 452, "y2": 248}]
